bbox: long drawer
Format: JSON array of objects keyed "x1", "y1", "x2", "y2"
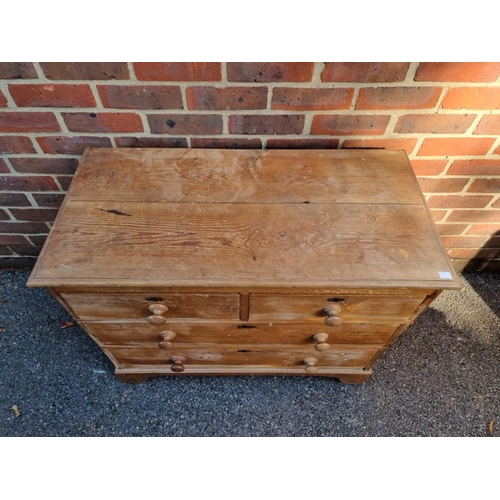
[
  {"x1": 249, "y1": 294, "x2": 426, "y2": 323},
  {"x1": 84, "y1": 321, "x2": 400, "y2": 347},
  {"x1": 105, "y1": 344, "x2": 379, "y2": 370},
  {"x1": 60, "y1": 292, "x2": 240, "y2": 320}
]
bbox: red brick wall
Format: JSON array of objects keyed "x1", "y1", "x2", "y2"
[{"x1": 1, "y1": 62, "x2": 499, "y2": 271}]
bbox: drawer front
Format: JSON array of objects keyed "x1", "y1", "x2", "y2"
[
  {"x1": 250, "y1": 294, "x2": 425, "y2": 323},
  {"x1": 86, "y1": 321, "x2": 399, "y2": 347},
  {"x1": 106, "y1": 344, "x2": 379, "y2": 370},
  {"x1": 61, "y1": 292, "x2": 240, "y2": 320}
]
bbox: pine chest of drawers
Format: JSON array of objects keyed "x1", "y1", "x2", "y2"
[{"x1": 27, "y1": 148, "x2": 460, "y2": 383}]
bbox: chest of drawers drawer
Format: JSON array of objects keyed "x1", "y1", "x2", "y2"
[
  {"x1": 83, "y1": 320, "x2": 401, "y2": 347},
  {"x1": 61, "y1": 292, "x2": 240, "y2": 321},
  {"x1": 249, "y1": 294, "x2": 427, "y2": 324},
  {"x1": 28, "y1": 148, "x2": 460, "y2": 384},
  {"x1": 105, "y1": 344, "x2": 380, "y2": 373}
]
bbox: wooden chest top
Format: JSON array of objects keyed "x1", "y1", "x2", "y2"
[{"x1": 28, "y1": 148, "x2": 460, "y2": 291}]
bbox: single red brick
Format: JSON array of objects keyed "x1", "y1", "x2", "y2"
[
  {"x1": 357, "y1": 87, "x2": 442, "y2": 110},
  {"x1": 311, "y1": 115, "x2": 390, "y2": 135},
  {"x1": 0, "y1": 257, "x2": 38, "y2": 269},
  {"x1": 9, "y1": 245, "x2": 43, "y2": 256},
  {"x1": 468, "y1": 178, "x2": 500, "y2": 193},
  {"x1": 28, "y1": 235, "x2": 48, "y2": 245},
  {"x1": 449, "y1": 248, "x2": 499, "y2": 259},
  {"x1": 33, "y1": 193, "x2": 65, "y2": 208},
  {"x1": 427, "y1": 194, "x2": 493, "y2": 209},
  {"x1": 447, "y1": 210, "x2": 500, "y2": 223},
  {"x1": 115, "y1": 137, "x2": 188, "y2": 148},
  {"x1": 10, "y1": 157, "x2": 78, "y2": 175},
  {"x1": 0, "y1": 158, "x2": 9, "y2": 173},
  {"x1": 191, "y1": 138, "x2": 263, "y2": 149},
  {"x1": 267, "y1": 138, "x2": 340, "y2": 149},
  {"x1": 473, "y1": 115, "x2": 500, "y2": 135},
  {"x1": 341, "y1": 138, "x2": 418, "y2": 152},
  {"x1": 441, "y1": 87, "x2": 500, "y2": 110},
  {"x1": 0, "y1": 90, "x2": 7, "y2": 107},
  {"x1": 56, "y1": 176, "x2": 73, "y2": 190},
  {"x1": 98, "y1": 85, "x2": 183, "y2": 109},
  {"x1": 417, "y1": 177, "x2": 469, "y2": 192},
  {"x1": 462, "y1": 258, "x2": 500, "y2": 271},
  {"x1": 415, "y1": 63, "x2": 500, "y2": 82},
  {"x1": 0, "y1": 175, "x2": 59, "y2": 191},
  {"x1": 10, "y1": 208, "x2": 58, "y2": 222},
  {"x1": 9, "y1": 84, "x2": 96, "y2": 107},
  {"x1": 37, "y1": 136, "x2": 112, "y2": 154},
  {"x1": 448, "y1": 159, "x2": 500, "y2": 176},
  {"x1": 493, "y1": 198, "x2": 500, "y2": 209},
  {"x1": 229, "y1": 115, "x2": 304, "y2": 135},
  {"x1": 0, "y1": 112, "x2": 60, "y2": 132},
  {"x1": 271, "y1": 88, "x2": 353, "y2": 111},
  {"x1": 134, "y1": 63, "x2": 221, "y2": 81},
  {"x1": 0, "y1": 246, "x2": 14, "y2": 256},
  {"x1": 148, "y1": 114, "x2": 223, "y2": 135},
  {"x1": 0, "y1": 246, "x2": 14, "y2": 255},
  {"x1": 480, "y1": 236, "x2": 500, "y2": 247},
  {"x1": 395, "y1": 114, "x2": 475, "y2": 134},
  {"x1": 467, "y1": 223, "x2": 500, "y2": 235},
  {"x1": 409, "y1": 159, "x2": 448, "y2": 176},
  {"x1": 62, "y1": 112, "x2": 143, "y2": 133},
  {"x1": 417, "y1": 137, "x2": 494, "y2": 156},
  {"x1": 40, "y1": 62, "x2": 129, "y2": 80},
  {"x1": 0, "y1": 221, "x2": 49, "y2": 233},
  {"x1": 0, "y1": 193, "x2": 31, "y2": 206},
  {"x1": 0, "y1": 209, "x2": 10, "y2": 220},
  {"x1": 0, "y1": 63, "x2": 38, "y2": 79},
  {"x1": 0, "y1": 234, "x2": 31, "y2": 245},
  {"x1": 435, "y1": 224, "x2": 469, "y2": 236},
  {"x1": 227, "y1": 63, "x2": 314, "y2": 82},
  {"x1": 0, "y1": 257, "x2": 36, "y2": 271},
  {"x1": 322, "y1": 63, "x2": 410, "y2": 83},
  {"x1": 430, "y1": 209, "x2": 448, "y2": 222},
  {"x1": 187, "y1": 86, "x2": 267, "y2": 110},
  {"x1": 0, "y1": 136, "x2": 36, "y2": 154}
]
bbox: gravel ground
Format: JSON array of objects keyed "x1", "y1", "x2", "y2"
[{"x1": 0, "y1": 269, "x2": 499, "y2": 437}]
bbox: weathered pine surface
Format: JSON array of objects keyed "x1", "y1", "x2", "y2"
[{"x1": 28, "y1": 148, "x2": 459, "y2": 290}]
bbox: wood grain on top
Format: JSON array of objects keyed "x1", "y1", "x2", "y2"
[
  {"x1": 67, "y1": 148, "x2": 423, "y2": 204},
  {"x1": 28, "y1": 148, "x2": 460, "y2": 289}
]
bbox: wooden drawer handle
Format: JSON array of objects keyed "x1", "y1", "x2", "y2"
[
  {"x1": 159, "y1": 330, "x2": 177, "y2": 349},
  {"x1": 322, "y1": 304, "x2": 343, "y2": 327},
  {"x1": 303, "y1": 357, "x2": 318, "y2": 374},
  {"x1": 170, "y1": 356, "x2": 186, "y2": 373},
  {"x1": 147, "y1": 304, "x2": 169, "y2": 325},
  {"x1": 312, "y1": 333, "x2": 330, "y2": 351}
]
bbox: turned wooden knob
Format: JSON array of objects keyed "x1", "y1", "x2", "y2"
[
  {"x1": 303, "y1": 357, "x2": 318, "y2": 373},
  {"x1": 322, "y1": 304, "x2": 343, "y2": 326},
  {"x1": 147, "y1": 304, "x2": 169, "y2": 325},
  {"x1": 170, "y1": 356, "x2": 186, "y2": 373},
  {"x1": 158, "y1": 330, "x2": 177, "y2": 349},
  {"x1": 313, "y1": 333, "x2": 330, "y2": 351},
  {"x1": 149, "y1": 304, "x2": 168, "y2": 315}
]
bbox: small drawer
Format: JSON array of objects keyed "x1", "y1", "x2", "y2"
[
  {"x1": 61, "y1": 292, "x2": 240, "y2": 321},
  {"x1": 249, "y1": 294, "x2": 425, "y2": 324},
  {"x1": 86, "y1": 321, "x2": 399, "y2": 347},
  {"x1": 106, "y1": 344, "x2": 379, "y2": 371}
]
